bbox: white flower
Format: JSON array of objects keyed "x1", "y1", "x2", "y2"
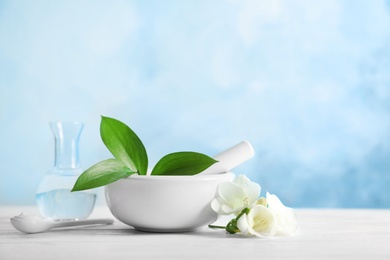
[
  {"x1": 211, "y1": 175, "x2": 260, "y2": 215},
  {"x1": 266, "y1": 192, "x2": 299, "y2": 235},
  {"x1": 256, "y1": 197, "x2": 267, "y2": 206},
  {"x1": 236, "y1": 205, "x2": 277, "y2": 237}
]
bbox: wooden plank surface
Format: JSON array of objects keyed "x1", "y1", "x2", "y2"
[{"x1": 1, "y1": 206, "x2": 389, "y2": 259}]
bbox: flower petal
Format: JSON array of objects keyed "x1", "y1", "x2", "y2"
[
  {"x1": 249, "y1": 205, "x2": 277, "y2": 237},
  {"x1": 234, "y1": 174, "x2": 251, "y2": 186},
  {"x1": 266, "y1": 192, "x2": 299, "y2": 236},
  {"x1": 256, "y1": 197, "x2": 267, "y2": 206},
  {"x1": 210, "y1": 174, "x2": 262, "y2": 216},
  {"x1": 218, "y1": 182, "x2": 243, "y2": 204},
  {"x1": 246, "y1": 181, "x2": 261, "y2": 205},
  {"x1": 237, "y1": 213, "x2": 251, "y2": 236}
]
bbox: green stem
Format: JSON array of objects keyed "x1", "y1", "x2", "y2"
[{"x1": 208, "y1": 224, "x2": 226, "y2": 229}]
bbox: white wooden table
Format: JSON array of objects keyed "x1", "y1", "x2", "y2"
[{"x1": 1, "y1": 206, "x2": 389, "y2": 259}]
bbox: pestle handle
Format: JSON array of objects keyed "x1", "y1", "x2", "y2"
[{"x1": 198, "y1": 141, "x2": 254, "y2": 175}]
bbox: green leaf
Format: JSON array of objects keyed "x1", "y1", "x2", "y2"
[
  {"x1": 100, "y1": 116, "x2": 148, "y2": 175},
  {"x1": 151, "y1": 151, "x2": 218, "y2": 176},
  {"x1": 71, "y1": 159, "x2": 135, "y2": 191}
]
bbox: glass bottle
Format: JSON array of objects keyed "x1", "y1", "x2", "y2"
[{"x1": 36, "y1": 121, "x2": 96, "y2": 221}]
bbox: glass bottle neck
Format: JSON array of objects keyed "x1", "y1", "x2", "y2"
[{"x1": 50, "y1": 122, "x2": 84, "y2": 169}]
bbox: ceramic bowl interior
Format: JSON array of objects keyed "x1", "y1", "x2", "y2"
[{"x1": 105, "y1": 172, "x2": 234, "y2": 232}]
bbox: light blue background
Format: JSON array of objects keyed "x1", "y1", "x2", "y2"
[{"x1": 1, "y1": 0, "x2": 390, "y2": 208}]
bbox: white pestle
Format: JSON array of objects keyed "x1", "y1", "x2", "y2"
[
  {"x1": 198, "y1": 141, "x2": 254, "y2": 175},
  {"x1": 10, "y1": 213, "x2": 114, "y2": 234}
]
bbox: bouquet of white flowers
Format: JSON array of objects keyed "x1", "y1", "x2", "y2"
[{"x1": 209, "y1": 175, "x2": 299, "y2": 237}]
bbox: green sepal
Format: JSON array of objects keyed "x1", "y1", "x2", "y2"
[{"x1": 226, "y1": 208, "x2": 251, "y2": 234}]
